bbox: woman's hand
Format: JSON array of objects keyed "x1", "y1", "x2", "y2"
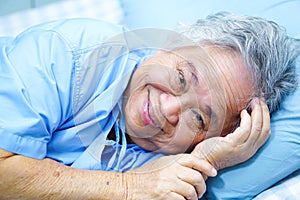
[
  {"x1": 191, "y1": 98, "x2": 271, "y2": 170},
  {"x1": 125, "y1": 153, "x2": 217, "y2": 200}
]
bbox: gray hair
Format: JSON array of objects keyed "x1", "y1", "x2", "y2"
[{"x1": 179, "y1": 12, "x2": 300, "y2": 114}]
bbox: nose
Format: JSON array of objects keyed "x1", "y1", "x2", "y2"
[{"x1": 159, "y1": 92, "x2": 180, "y2": 125}]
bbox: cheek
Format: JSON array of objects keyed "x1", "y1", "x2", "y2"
[
  {"x1": 220, "y1": 113, "x2": 240, "y2": 136},
  {"x1": 169, "y1": 123, "x2": 200, "y2": 152},
  {"x1": 141, "y1": 66, "x2": 178, "y2": 94}
]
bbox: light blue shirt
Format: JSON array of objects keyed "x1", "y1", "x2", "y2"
[{"x1": 0, "y1": 18, "x2": 162, "y2": 171}]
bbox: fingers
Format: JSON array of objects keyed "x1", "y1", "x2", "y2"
[
  {"x1": 247, "y1": 98, "x2": 263, "y2": 146},
  {"x1": 174, "y1": 154, "x2": 215, "y2": 198},
  {"x1": 246, "y1": 98, "x2": 270, "y2": 147},
  {"x1": 173, "y1": 179, "x2": 201, "y2": 200},
  {"x1": 253, "y1": 99, "x2": 271, "y2": 148},
  {"x1": 131, "y1": 154, "x2": 210, "y2": 200},
  {"x1": 177, "y1": 154, "x2": 217, "y2": 177},
  {"x1": 168, "y1": 192, "x2": 185, "y2": 200},
  {"x1": 228, "y1": 98, "x2": 270, "y2": 148},
  {"x1": 225, "y1": 109, "x2": 252, "y2": 144},
  {"x1": 176, "y1": 167, "x2": 206, "y2": 198}
]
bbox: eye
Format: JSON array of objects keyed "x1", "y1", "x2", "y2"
[
  {"x1": 192, "y1": 110, "x2": 204, "y2": 129},
  {"x1": 195, "y1": 113, "x2": 204, "y2": 128},
  {"x1": 196, "y1": 113, "x2": 204, "y2": 126},
  {"x1": 178, "y1": 70, "x2": 186, "y2": 89}
]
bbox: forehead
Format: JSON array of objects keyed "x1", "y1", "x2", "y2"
[{"x1": 171, "y1": 45, "x2": 253, "y2": 101}]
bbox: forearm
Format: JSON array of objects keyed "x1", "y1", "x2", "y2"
[{"x1": 0, "y1": 150, "x2": 127, "y2": 200}]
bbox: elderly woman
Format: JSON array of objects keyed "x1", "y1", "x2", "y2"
[{"x1": 0, "y1": 13, "x2": 299, "y2": 199}]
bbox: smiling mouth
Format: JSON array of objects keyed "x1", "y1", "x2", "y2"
[
  {"x1": 142, "y1": 89, "x2": 166, "y2": 133},
  {"x1": 142, "y1": 92, "x2": 151, "y2": 126}
]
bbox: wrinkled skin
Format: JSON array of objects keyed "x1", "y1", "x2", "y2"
[
  {"x1": 123, "y1": 45, "x2": 255, "y2": 154},
  {"x1": 122, "y1": 45, "x2": 269, "y2": 199},
  {"x1": 127, "y1": 154, "x2": 216, "y2": 199},
  {"x1": 125, "y1": 99, "x2": 270, "y2": 200},
  {"x1": 192, "y1": 99, "x2": 271, "y2": 170},
  {"x1": 0, "y1": 99, "x2": 269, "y2": 200}
]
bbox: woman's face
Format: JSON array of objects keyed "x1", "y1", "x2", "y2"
[{"x1": 122, "y1": 46, "x2": 254, "y2": 154}]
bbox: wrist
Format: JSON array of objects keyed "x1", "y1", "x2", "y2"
[
  {"x1": 122, "y1": 172, "x2": 130, "y2": 200},
  {"x1": 123, "y1": 171, "x2": 143, "y2": 200}
]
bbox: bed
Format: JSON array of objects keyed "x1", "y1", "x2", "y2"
[{"x1": 1, "y1": 0, "x2": 299, "y2": 199}]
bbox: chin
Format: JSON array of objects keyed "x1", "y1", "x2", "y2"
[{"x1": 153, "y1": 144, "x2": 193, "y2": 154}]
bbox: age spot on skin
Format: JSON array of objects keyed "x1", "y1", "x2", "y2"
[{"x1": 53, "y1": 171, "x2": 60, "y2": 177}]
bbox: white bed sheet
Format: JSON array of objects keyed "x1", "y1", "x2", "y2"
[{"x1": 254, "y1": 169, "x2": 300, "y2": 200}]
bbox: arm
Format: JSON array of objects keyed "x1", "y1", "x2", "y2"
[
  {"x1": 0, "y1": 21, "x2": 131, "y2": 199},
  {"x1": 0, "y1": 149, "x2": 127, "y2": 199},
  {"x1": 0, "y1": 149, "x2": 216, "y2": 200}
]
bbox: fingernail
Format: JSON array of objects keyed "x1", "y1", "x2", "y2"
[
  {"x1": 260, "y1": 98, "x2": 267, "y2": 105},
  {"x1": 250, "y1": 97, "x2": 260, "y2": 109},
  {"x1": 260, "y1": 97, "x2": 266, "y2": 101},
  {"x1": 252, "y1": 97, "x2": 260, "y2": 104},
  {"x1": 241, "y1": 109, "x2": 247, "y2": 115},
  {"x1": 211, "y1": 168, "x2": 217, "y2": 177}
]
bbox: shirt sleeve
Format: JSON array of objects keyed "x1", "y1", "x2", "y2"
[{"x1": 0, "y1": 19, "x2": 124, "y2": 159}]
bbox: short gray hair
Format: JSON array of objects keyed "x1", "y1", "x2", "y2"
[{"x1": 179, "y1": 12, "x2": 300, "y2": 114}]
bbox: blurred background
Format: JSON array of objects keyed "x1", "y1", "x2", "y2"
[
  {"x1": 0, "y1": 0, "x2": 299, "y2": 38},
  {"x1": 0, "y1": 0, "x2": 123, "y2": 36},
  {"x1": 0, "y1": 0, "x2": 60, "y2": 16}
]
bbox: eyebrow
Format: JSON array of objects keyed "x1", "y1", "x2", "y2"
[
  {"x1": 205, "y1": 104, "x2": 214, "y2": 123},
  {"x1": 186, "y1": 61, "x2": 200, "y2": 87}
]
